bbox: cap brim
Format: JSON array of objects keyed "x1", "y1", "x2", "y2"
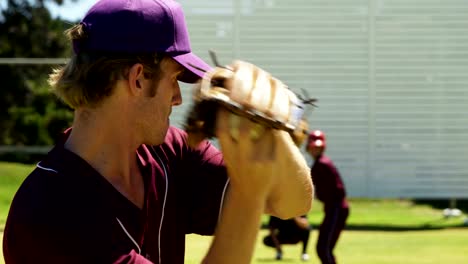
[{"x1": 172, "y1": 52, "x2": 212, "y2": 83}]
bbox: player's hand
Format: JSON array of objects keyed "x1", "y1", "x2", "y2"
[{"x1": 215, "y1": 108, "x2": 277, "y2": 199}]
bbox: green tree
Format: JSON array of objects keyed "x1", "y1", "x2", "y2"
[{"x1": 0, "y1": 0, "x2": 74, "y2": 147}]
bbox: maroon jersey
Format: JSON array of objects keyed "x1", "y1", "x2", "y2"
[
  {"x1": 311, "y1": 155, "x2": 348, "y2": 210},
  {"x1": 3, "y1": 126, "x2": 229, "y2": 264}
]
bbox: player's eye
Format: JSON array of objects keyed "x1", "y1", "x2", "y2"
[{"x1": 175, "y1": 70, "x2": 184, "y2": 81}]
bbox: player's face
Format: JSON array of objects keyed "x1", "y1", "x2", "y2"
[
  {"x1": 308, "y1": 145, "x2": 324, "y2": 159},
  {"x1": 140, "y1": 58, "x2": 183, "y2": 145}
]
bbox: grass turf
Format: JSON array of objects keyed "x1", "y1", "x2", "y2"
[
  {"x1": 1, "y1": 161, "x2": 467, "y2": 263},
  {"x1": 185, "y1": 228, "x2": 468, "y2": 264}
]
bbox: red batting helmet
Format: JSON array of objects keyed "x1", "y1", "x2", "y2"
[{"x1": 307, "y1": 130, "x2": 326, "y2": 149}]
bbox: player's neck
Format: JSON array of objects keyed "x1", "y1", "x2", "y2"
[
  {"x1": 65, "y1": 108, "x2": 145, "y2": 208},
  {"x1": 65, "y1": 108, "x2": 142, "y2": 184}
]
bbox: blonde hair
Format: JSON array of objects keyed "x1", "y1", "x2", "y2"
[{"x1": 49, "y1": 24, "x2": 165, "y2": 109}]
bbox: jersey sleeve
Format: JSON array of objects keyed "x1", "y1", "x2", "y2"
[
  {"x1": 183, "y1": 140, "x2": 230, "y2": 235},
  {"x1": 160, "y1": 127, "x2": 229, "y2": 236}
]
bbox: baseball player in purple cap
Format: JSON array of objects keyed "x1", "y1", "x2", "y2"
[
  {"x1": 306, "y1": 130, "x2": 349, "y2": 264},
  {"x1": 2, "y1": 0, "x2": 313, "y2": 263}
]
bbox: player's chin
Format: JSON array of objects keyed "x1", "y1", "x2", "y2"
[
  {"x1": 157, "y1": 124, "x2": 170, "y2": 144},
  {"x1": 147, "y1": 135, "x2": 166, "y2": 146},
  {"x1": 144, "y1": 127, "x2": 169, "y2": 146}
]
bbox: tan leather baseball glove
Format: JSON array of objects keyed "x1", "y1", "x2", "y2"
[{"x1": 184, "y1": 58, "x2": 316, "y2": 148}]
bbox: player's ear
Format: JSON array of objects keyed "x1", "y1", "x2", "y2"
[{"x1": 127, "y1": 63, "x2": 145, "y2": 95}]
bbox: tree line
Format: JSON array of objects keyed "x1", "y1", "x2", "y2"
[{"x1": 1, "y1": 0, "x2": 76, "y2": 162}]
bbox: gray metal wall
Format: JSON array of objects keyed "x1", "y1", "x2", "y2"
[{"x1": 170, "y1": 0, "x2": 468, "y2": 198}]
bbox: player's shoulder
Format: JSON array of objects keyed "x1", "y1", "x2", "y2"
[
  {"x1": 5, "y1": 164, "x2": 115, "y2": 258},
  {"x1": 8, "y1": 149, "x2": 109, "y2": 224},
  {"x1": 164, "y1": 126, "x2": 189, "y2": 146},
  {"x1": 10, "y1": 168, "x2": 46, "y2": 208},
  {"x1": 319, "y1": 155, "x2": 334, "y2": 165},
  {"x1": 8, "y1": 167, "x2": 75, "y2": 223},
  {"x1": 318, "y1": 155, "x2": 340, "y2": 175},
  {"x1": 14, "y1": 163, "x2": 73, "y2": 201},
  {"x1": 147, "y1": 126, "x2": 189, "y2": 161},
  {"x1": 157, "y1": 126, "x2": 221, "y2": 159}
]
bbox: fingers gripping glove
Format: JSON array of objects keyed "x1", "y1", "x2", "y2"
[{"x1": 184, "y1": 60, "x2": 315, "y2": 148}]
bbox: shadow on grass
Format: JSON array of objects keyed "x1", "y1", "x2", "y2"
[
  {"x1": 256, "y1": 257, "x2": 296, "y2": 263},
  {"x1": 413, "y1": 199, "x2": 468, "y2": 212},
  {"x1": 261, "y1": 218, "x2": 467, "y2": 232},
  {"x1": 344, "y1": 222, "x2": 467, "y2": 232}
]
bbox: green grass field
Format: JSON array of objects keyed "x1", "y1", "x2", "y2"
[
  {"x1": 1, "y1": 161, "x2": 467, "y2": 264},
  {"x1": 0, "y1": 162, "x2": 33, "y2": 227},
  {"x1": 185, "y1": 228, "x2": 468, "y2": 264}
]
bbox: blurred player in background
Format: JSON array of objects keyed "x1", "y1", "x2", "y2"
[
  {"x1": 263, "y1": 215, "x2": 311, "y2": 261},
  {"x1": 306, "y1": 130, "x2": 349, "y2": 264}
]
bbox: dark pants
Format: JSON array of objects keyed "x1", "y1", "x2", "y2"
[
  {"x1": 316, "y1": 206, "x2": 349, "y2": 264},
  {"x1": 263, "y1": 228, "x2": 310, "y2": 253}
]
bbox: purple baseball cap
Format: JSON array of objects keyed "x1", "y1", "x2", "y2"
[{"x1": 73, "y1": 0, "x2": 211, "y2": 83}]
